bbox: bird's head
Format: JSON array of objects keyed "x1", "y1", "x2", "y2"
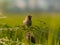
[
  {"x1": 25, "y1": 15, "x2": 32, "y2": 21},
  {"x1": 27, "y1": 15, "x2": 32, "y2": 20}
]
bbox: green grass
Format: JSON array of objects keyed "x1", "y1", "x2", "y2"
[{"x1": 0, "y1": 13, "x2": 60, "y2": 45}]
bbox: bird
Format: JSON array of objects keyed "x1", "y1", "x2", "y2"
[
  {"x1": 23, "y1": 15, "x2": 32, "y2": 27},
  {"x1": 25, "y1": 32, "x2": 36, "y2": 44},
  {"x1": 23, "y1": 15, "x2": 36, "y2": 44}
]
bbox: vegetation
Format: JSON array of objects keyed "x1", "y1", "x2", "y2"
[{"x1": 0, "y1": 13, "x2": 60, "y2": 45}]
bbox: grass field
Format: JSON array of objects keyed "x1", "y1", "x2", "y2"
[{"x1": 0, "y1": 12, "x2": 60, "y2": 45}]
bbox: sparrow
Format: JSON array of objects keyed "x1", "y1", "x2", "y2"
[
  {"x1": 26, "y1": 32, "x2": 36, "y2": 44},
  {"x1": 23, "y1": 15, "x2": 32, "y2": 27},
  {"x1": 23, "y1": 15, "x2": 36, "y2": 44}
]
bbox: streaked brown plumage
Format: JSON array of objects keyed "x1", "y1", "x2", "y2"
[
  {"x1": 26, "y1": 32, "x2": 36, "y2": 44},
  {"x1": 23, "y1": 15, "x2": 36, "y2": 44},
  {"x1": 23, "y1": 15, "x2": 32, "y2": 27}
]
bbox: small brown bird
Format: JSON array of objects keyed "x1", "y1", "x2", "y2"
[
  {"x1": 23, "y1": 15, "x2": 36, "y2": 44},
  {"x1": 26, "y1": 32, "x2": 36, "y2": 44},
  {"x1": 23, "y1": 15, "x2": 32, "y2": 27}
]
